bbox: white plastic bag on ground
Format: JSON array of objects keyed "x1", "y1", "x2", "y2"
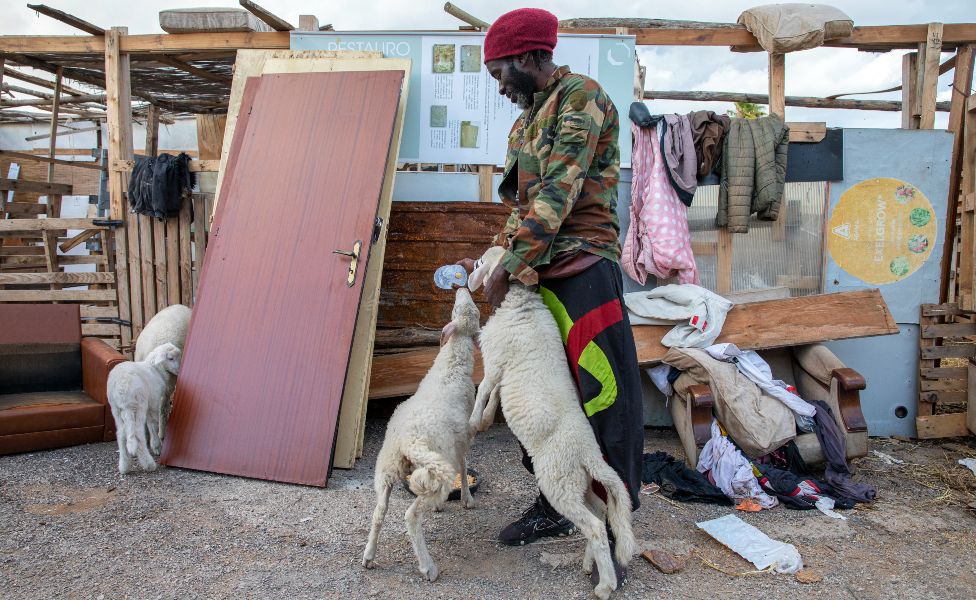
[{"x1": 696, "y1": 514, "x2": 803, "y2": 574}]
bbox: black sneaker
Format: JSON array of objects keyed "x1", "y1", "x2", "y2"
[{"x1": 498, "y1": 496, "x2": 576, "y2": 546}]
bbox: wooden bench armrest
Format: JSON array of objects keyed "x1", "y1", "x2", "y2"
[
  {"x1": 831, "y1": 368, "x2": 868, "y2": 433},
  {"x1": 687, "y1": 384, "x2": 714, "y2": 447}
]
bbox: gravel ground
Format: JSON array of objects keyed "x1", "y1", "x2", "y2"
[{"x1": 2, "y1": 420, "x2": 976, "y2": 600}]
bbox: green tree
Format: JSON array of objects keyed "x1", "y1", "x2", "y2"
[{"x1": 726, "y1": 101, "x2": 767, "y2": 119}]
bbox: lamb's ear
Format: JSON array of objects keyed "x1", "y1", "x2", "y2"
[{"x1": 148, "y1": 348, "x2": 166, "y2": 368}]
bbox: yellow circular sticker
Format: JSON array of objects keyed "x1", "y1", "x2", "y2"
[{"x1": 827, "y1": 177, "x2": 937, "y2": 285}]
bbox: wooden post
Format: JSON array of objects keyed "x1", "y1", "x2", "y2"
[
  {"x1": 959, "y1": 96, "x2": 976, "y2": 309},
  {"x1": 478, "y1": 165, "x2": 493, "y2": 202},
  {"x1": 46, "y1": 67, "x2": 63, "y2": 219},
  {"x1": 768, "y1": 52, "x2": 787, "y2": 242},
  {"x1": 145, "y1": 104, "x2": 167, "y2": 311},
  {"x1": 919, "y1": 23, "x2": 944, "y2": 130},
  {"x1": 298, "y1": 15, "x2": 319, "y2": 31},
  {"x1": 105, "y1": 26, "x2": 136, "y2": 350},
  {"x1": 901, "y1": 52, "x2": 920, "y2": 129},
  {"x1": 940, "y1": 45, "x2": 975, "y2": 304},
  {"x1": 716, "y1": 228, "x2": 733, "y2": 295}
]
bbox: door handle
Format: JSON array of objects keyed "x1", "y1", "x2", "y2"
[{"x1": 332, "y1": 240, "x2": 362, "y2": 287}]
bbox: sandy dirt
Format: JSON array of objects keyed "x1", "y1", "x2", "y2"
[{"x1": 2, "y1": 421, "x2": 975, "y2": 600}]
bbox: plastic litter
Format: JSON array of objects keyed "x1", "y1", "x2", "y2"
[
  {"x1": 696, "y1": 514, "x2": 803, "y2": 574},
  {"x1": 434, "y1": 264, "x2": 468, "y2": 289},
  {"x1": 871, "y1": 450, "x2": 905, "y2": 465},
  {"x1": 959, "y1": 458, "x2": 976, "y2": 477},
  {"x1": 814, "y1": 496, "x2": 847, "y2": 520}
]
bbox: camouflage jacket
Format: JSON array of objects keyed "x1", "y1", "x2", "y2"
[{"x1": 493, "y1": 65, "x2": 621, "y2": 285}]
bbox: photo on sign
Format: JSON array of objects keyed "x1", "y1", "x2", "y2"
[
  {"x1": 433, "y1": 44, "x2": 456, "y2": 73},
  {"x1": 430, "y1": 105, "x2": 448, "y2": 128},
  {"x1": 460, "y1": 45, "x2": 482, "y2": 72},
  {"x1": 460, "y1": 121, "x2": 480, "y2": 148}
]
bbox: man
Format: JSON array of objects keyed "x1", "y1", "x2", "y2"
[{"x1": 460, "y1": 8, "x2": 644, "y2": 556}]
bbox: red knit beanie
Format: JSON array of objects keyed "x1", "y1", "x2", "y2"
[{"x1": 483, "y1": 8, "x2": 558, "y2": 64}]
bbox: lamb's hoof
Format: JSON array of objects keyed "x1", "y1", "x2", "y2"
[
  {"x1": 593, "y1": 582, "x2": 614, "y2": 600},
  {"x1": 461, "y1": 496, "x2": 476, "y2": 509},
  {"x1": 144, "y1": 461, "x2": 159, "y2": 472},
  {"x1": 420, "y1": 563, "x2": 439, "y2": 582},
  {"x1": 362, "y1": 556, "x2": 375, "y2": 569}
]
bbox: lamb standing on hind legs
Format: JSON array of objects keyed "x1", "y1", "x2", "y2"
[
  {"x1": 468, "y1": 246, "x2": 637, "y2": 600},
  {"x1": 363, "y1": 287, "x2": 481, "y2": 582},
  {"x1": 107, "y1": 343, "x2": 182, "y2": 474}
]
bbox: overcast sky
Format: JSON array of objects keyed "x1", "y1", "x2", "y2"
[{"x1": 2, "y1": 0, "x2": 973, "y2": 129}]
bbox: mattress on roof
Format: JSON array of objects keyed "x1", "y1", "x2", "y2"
[{"x1": 159, "y1": 7, "x2": 274, "y2": 34}]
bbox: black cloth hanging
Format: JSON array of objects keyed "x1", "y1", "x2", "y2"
[{"x1": 127, "y1": 152, "x2": 195, "y2": 219}]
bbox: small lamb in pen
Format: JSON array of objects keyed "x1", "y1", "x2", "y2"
[
  {"x1": 467, "y1": 246, "x2": 637, "y2": 600},
  {"x1": 362, "y1": 287, "x2": 481, "y2": 582},
  {"x1": 107, "y1": 342, "x2": 182, "y2": 474}
]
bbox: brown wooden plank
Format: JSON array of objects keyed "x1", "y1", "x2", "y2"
[
  {"x1": 0, "y1": 150, "x2": 104, "y2": 171},
  {"x1": 921, "y1": 378, "x2": 969, "y2": 392},
  {"x1": 3, "y1": 202, "x2": 47, "y2": 215},
  {"x1": 126, "y1": 208, "x2": 143, "y2": 338},
  {"x1": 920, "y1": 390, "x2": 968, "y2": 405},
  {"x1": 192, "y1": 193, "x2": 208, "y2": 294},
  {"x1": 920, "y1": 367, "x2": 969, "y2": 379},
  {"x1": 152, "y1": 219, "x2": 167, "y2": 309},
  {"x1": 922, "y1": 303, "x2": 974, "y2": 317},
  {"x1": 916, "y1": 413, "x2": 970, "y2": 439},
  {"x1": 178, "y1": 199, "x2": 192, "y2": 306},
  {"x1": 0, "y1": 218, "x2": 108, "y2": 232},
  {"x1": 0, "y1": 289, "x2": 116, "y2": 302},
  {"x1": 0, "y1": 246, "x2": 44, "y2": 256},
  {"x1": 166, "y1": 217, "x2": 180, "y2": 305},
  {"x1": 0, "y1": 272, "x2": 115, "y2": 284},
  {"x1": 81, "y1": 323, "x2": 122, "y2": 337},
  {"x1": 922, "y1": 323, "x2": 976, "y2": 338},
  {"x1": 80, "y1": 305, "x2": 120, "y2": 318},
  {"x1": 632, "y1": 289, "x2": 898, "y2": 365},
  {"x1": 919, "y1": 23, "x2": 944, "y2": 129},
  {"x1": 921, "y1": 344, "x2": 976, "y2": 359},
  {"x1": 162, "y1": 70, "x2": 406, "y2": 486},
  {"x1": 0, "y1": 178, "x2": 72, "y2": 195},
  {"x1": 1, "y1": 254, "x2": 107, "y2": 266},
  {"x1": 104, "y1": 26, "x2": 133, "y2": 353},
  {"x1": 188, "y1": 160, "x2": 220, "y2": 172},
  {"x1": 370, "y1": 348, "x2": 485, "y2": 400},
  {"x1": 716, "y1": 228, "x2": 732, "y2": 295},
  {"x1": 138, "y1": 214, "x2": 156, "y2": 319}
]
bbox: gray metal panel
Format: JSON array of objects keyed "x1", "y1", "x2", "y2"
[
  {"x1": 824, "y1": 129, "x2": 951, "y2": 324},
  {"x1": 823, "y1": 129, "x2": 952, "y2": 437},
  {"x1": 825, "y1": 325, "x2": 919, "y2": 438}
]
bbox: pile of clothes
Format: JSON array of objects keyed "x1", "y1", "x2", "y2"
[{"x1": 622, "y1": 102, "x2": 790, "y2": 286}]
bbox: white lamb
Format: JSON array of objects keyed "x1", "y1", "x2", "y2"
[
  {"x1": 134, "y1": 304, "x2": 191, "y2": 361},
  {"x1": 107, "y1": 342, "x2": 182, "y2": 474},
  {"x1": 362, "y1": 287, "x2": 481, "y2": 582},
  {"x1": 467, "y1": 246, "x2": 637, "y2": 600}
]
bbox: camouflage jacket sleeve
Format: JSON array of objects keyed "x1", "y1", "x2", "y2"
[
  {"x1": 500, "y1": 83, "x2": 606, "y2": 285},
  {"x1": 492, "y1": 207, "x2": 522, "y2": 247}
]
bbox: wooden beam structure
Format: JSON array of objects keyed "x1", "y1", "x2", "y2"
[
  {"x1": 26, "y1": 3, "x2": 104, "y2": 36},
  {"x1": 940, "y1": 45, "x2": 976, "y2": 303},
  {"x1": 444, "y1": 3, "x2": 490, "y2": 30},
  {"x1": 239, "y1": 0, "x2": 294, "y2": 32},
  {"x1": 104, "y1": 26, "x2": 135, "y2": 349},
  {"x1": 1, "y1": 93, "x2": 106, "y2": 107},
  {"x1": 643, "y1": 89, "x2": 951, "y2": 112},
  {"x1": 2, "y1": 66, "x2": 88, "y2": 96},
  {"x1": 919, "y1": 23, "x2": 945, "y2": 129},
  {"x1": 0, "y1": 150, "x2": 104, "y2": 170}
]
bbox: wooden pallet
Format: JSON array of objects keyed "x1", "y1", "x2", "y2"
[{"x1": 917, "y1": 303, "x2": 976, "y2": 438}]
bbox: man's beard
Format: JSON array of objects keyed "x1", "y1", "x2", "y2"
[{"x1": 508, "y1": 67, "x2": 537, "y2": 110}]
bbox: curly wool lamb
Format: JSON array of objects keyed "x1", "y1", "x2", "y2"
[
  {"x1": 362, "y1": 287, "x2": 481, "y2": 582},
  {"x1": 107, "y1": 342, "x2": 181, "y2": 474},
  {"x1": 468, "y1": 246, "x2": 637, "y2": 600}
]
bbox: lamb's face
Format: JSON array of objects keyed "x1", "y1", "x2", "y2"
[
  {"x1": 450, "y1": 287, "x2": 480, "y2": 336},
  {"x1": 148, "y1": 342, "x2": 182, "y2": 376}
]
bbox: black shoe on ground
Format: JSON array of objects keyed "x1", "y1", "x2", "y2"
[{"x1": 498, "y1": 496, "x2": 577, "y2": 546}]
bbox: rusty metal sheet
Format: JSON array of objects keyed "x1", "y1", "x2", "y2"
[
  {"x1": 378, "y1": 202, "x2": 509, "y2": 328},
  {"x1": 161, "y1": 70, "x2": 404, "y2": 487}
]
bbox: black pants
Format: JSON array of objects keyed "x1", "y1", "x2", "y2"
[{"x1": 521, "y1": 258, "x2": 643, "y2": 511}]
